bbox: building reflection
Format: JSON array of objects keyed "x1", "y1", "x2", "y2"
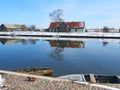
[
  {"x1": 48, "y1": 40, "x2": 85, "y2": 61},
  {"x1": 48, "y1": 40, "x2": 85, "y2": 48},
  {"x1": 0, "y1": 38, "x2": 22, "y2": 45},
  {"x1": 0, "y1": 38, "x2": 38, "y2": 45}
]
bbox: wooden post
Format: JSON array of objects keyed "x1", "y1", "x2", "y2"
[{"x1": 89, "y1": 74, "x2": 96, "y2": 83}]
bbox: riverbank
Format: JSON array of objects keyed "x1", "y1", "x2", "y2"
[
  {"x1": 0, "y1": 70, "x2": 119, "y2": 90},
  {"x1": 0, "y1": 31, "x2": 120, "y2": 38},
  {"x1": 1, "y1": 36, "x2": 120, "y2": 44}
]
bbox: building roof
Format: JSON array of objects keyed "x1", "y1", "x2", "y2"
[
  {"x1": 49, "y1": 22, "x2": 85, "y2": 29},
  {"x1": 14, "y1": 24, "x2": 23, "y2": 28},
  {"x1": 1, "y1": 24, "x2": 23, "y2": 29}
]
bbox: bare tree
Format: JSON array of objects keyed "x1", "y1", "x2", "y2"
[
  {"x1": 30, "y1": 25, "x2": 36, "y2": 31},
  {"x1": 21, "y1": 24, "x2": 28, "y2": 31},
  {"x1": 49, "y1": 9, "x2": 64, "y2": 22},
  {"x1": 49, "y1": 9, "x2": 67, "y2": 32},
  {"x1": 103, "y1": 26, "x2": 109, "y2": 32}
]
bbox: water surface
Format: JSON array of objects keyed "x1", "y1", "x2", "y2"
[{"x1": 0, "y1": 38, "x2": 120, "y2": 76}]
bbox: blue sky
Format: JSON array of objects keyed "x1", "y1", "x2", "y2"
[{"x1": 0, "y1": 0, "x2": 120, "y2": 29}]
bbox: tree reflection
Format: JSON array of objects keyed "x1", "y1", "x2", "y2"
[
  {"x1": 21, "y1": 39, "x2": 38, "y2": 45},
  {"x1": 102, "y1": 41, "x2": 109, "y2": 47},
  {"x1": 28, "y1": 39, "x2": 37, "y2": 44},
  {"x1": 21, "y1": 39, "x2": 27, "y2": 45},
  {"x1": 49, "y1": 47, "x2": 64, "y2": 61},
  {"x1": 48, "y1": 40, "x2": 84, "y2": 61}
]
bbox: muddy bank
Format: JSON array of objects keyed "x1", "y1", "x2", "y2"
[{"x1": 0, "y1": 70, "x2": 119, "y2": 90}]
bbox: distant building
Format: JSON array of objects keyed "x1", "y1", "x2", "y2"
[
  {"x1": 48, "y1": 22, "x2": 85, "y2": 32},
  {"x1": 88, "y1": 28, "x2": 119, "y2": 33},
  {"x1": 0, "y1": 24, "x2": 27, "y2": 32}
]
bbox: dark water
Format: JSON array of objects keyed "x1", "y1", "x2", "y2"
[{"x1": 0, "y1": 38, "x2": 120, "y2": 76}]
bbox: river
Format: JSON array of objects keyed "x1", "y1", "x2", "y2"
[{"x1": 0, "y1": 37, "x2": 120, "y2": 76}]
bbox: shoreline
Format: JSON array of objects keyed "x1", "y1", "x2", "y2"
[
  {"x1": 0, "y1": 70, "x2": 120, "y2": 90},
  {"x1": 0, "y1": 31, "x2": 120, "y2": 39},
  {"x1": 0, "y1": 35, "x2": 120, "y2": 44}
]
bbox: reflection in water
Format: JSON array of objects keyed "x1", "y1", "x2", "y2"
[
  {"x1": 0, "y1": 39, "x2": 22, "y2": 45},
  {"x1": 102, "y1": 41, "x2": 109, "y2": 47},
  {"x1": 50, "y1": 47, "x2": 64, "y2": 61},
  {"x1": 48, "y1": 40, "x2": 85, "y2": 60},
  {"x1": 0, "y1": 38, "x2": 38, "y2": 45},
  {"x1": 0, "y1": 38, "x2": 120, "y2": 76},
  {"x1": 48, "y1": 40, "x2": 85, "y2": 48}
]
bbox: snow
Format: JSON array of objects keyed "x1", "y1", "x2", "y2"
[
  {"x1": 0, "y1": 31, "x2": 120, "y2": 38},
  {"x1": 75, "y1": 81, "x2": 120, "y2": 90},
  {"x1": 0, "y1": 74, "x2": 5, "y2": 87}
]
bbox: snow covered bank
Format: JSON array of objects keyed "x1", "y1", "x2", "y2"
[
  {"x1": 0, "y1": 36, "x2": 120, "y2": 44},
  {"x1": 0, "y1": 31, "x2": 120, "y2": 38}
]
